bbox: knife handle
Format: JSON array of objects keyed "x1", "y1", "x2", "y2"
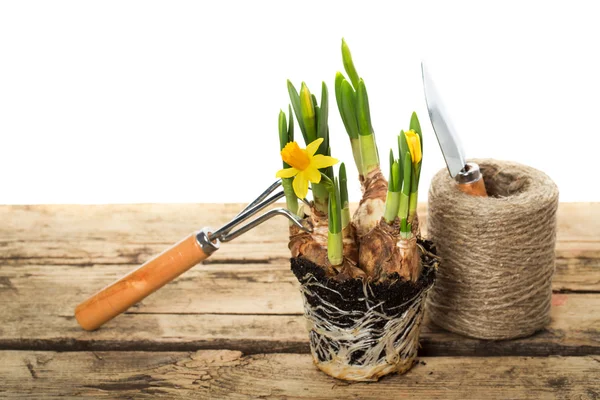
[
  {"x1": 457, "y1": 177, "x2": 488, "y2": 197},
  {"x1": 456, "y1": 162, "x2": 488, "y2": 197},
  {"x1": 75, "y1": 230, "x2": 219, "y2": 331}
]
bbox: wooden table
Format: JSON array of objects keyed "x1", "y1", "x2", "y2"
[{"x1": 0, "y1": 203, "x2": 598, "y2": 399}]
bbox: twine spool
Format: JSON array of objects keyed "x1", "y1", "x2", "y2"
[{"x1": 426, "y1": 159, "x2": 559, "y2": 340}]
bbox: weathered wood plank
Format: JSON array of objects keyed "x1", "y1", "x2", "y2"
[
  {"x1": 0, "y1": 204, "x2": 598, "y2": 292},
  {"x1": 0, "y1": 203, "x2": 598, "y2": 356},
  {"x1": 0, "y1": 260, "x2": 598, "y2": 355},
  {"x1": 0, "y1": 350, "x2": 598, "y2": 399},
  {"x1": 1, "y1": 203, "x2": 599, "y2": 265}
]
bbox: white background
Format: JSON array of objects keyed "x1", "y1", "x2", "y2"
[{"x1": 1, "y1": 1, "x2": 598, "y2": 204}]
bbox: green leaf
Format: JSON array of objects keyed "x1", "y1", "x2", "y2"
[
  {"x1": 412, "y1": 162, "x2": 422, "y2": 190},
  {"x1": 388, "y1": 149, "x2": 395, "y2": 192},
  {"x1": 410, "y1": 111, "x2": 422, "y2": 135},
  {"x1": 339, "y1": 162, "x2": 348, "y2": 207},
  {"x1": 317, "y1": 82, "x2": 329, "y2": 155},
  {"x1": 402, "y1": 151, "x2": 412, "y2": 196},
  {"x1": 278, "y1": 110, "x2": 288, "y2": 167},
  {"x1": 334, "y1": 72, "x2": 345, "y2": 114},
  {"x1": 326, "y1": 174, "x2": 341, "y2": 235},
  {"x1": 397, "y1": 151, "x2": 404, "y2": 191},
  {"x1": 300, "y1": 82, "x2": 317, "y2": 143},
  {"x1": 341, "y1": 38, "x2": 360, "y2": 90},
  {"x1": 410, "y1": 111, "x2": 423, "y2": 159},
  {"x1": 398, "y1": 130, "x2": 409, "y2": 165},
  {"x1": 340, "y1": 80, "x2": 359, "y2": 139},
  {"x1": 411, "y1": 165, "x2": 420, "y2": 193},
  {"x1": 287, "y1": 80, "x2": 307, "y2": 144},
  {"x1": 356, "y1": 79, "x2": 372, "y2": 136},
  {"x1": 278, "y1": 110, "x2": 287, "y2": 149},
  {"x1": 315, "y1": 105, "x2": 320, "y2": 141},
  {"x1": 287, "y1": 105, "x2": 294, "y2": 143},
  {"x1": 392, "y1": 161, "x2": 401, "y2": 193}
]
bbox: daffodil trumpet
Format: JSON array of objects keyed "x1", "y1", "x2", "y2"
[{"x1": 335, "y1": 39, "x2": 388, "y2": 238}]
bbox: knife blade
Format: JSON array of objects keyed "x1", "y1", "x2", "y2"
[{"x1": 421, "y1": 62, "x2": 487, "y2": 197}]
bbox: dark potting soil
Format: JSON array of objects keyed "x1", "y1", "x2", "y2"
[{"x1": 291, "y1": 238, "x2": 438, "y2": 365}]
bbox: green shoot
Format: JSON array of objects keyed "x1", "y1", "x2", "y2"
[
  {"x1": 287, "y1": 80, "x2": 307, "y2": 143},
  {"x1": 356, "y1": 79, "x2": 372, "y2": 137},
  {"x1": 398, "y1": 150, "x2": 412, "y2": 238},
  {"x1": 317, "y1": 82, "x2": 329, "y2": 156},
  {"x1": 339, "y1": 163, "x2": 350, "y2": 230},
  {"x1": 384, "y1": 149, "x2": 401, "y2": 223},
  {"x1": 341, "y1": 38, "x2": 360, "y2": 90},
  {"x1": 300, "y1": 83, "x2": 317, "y2": 144},
  {"x1": 278, "y1": 108, "x2": 298, "y2": 216},
  {"x1": 334, "y1": 39, "x2": 380, "y2": 177},
  {"x1": 406, "y1": 114, "x2": 424, "y2": 223},
  {"x1": 321, "y1": 173, "x2": 343, "y2": 266}
]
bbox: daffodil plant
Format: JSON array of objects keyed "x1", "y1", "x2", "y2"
[
  {"x1": 333, "y1": 39, "x2": 389, "y2": 238},
  {"x1": 276, "y1": 137, "x2": 343, "y2": 267},
  {"x1": 398, "y1": 114, "x2": 423, "y2": 237},
  {"x1": 275, "y1": 39, "x2": 425, "y2": 283},
  {"x1": 287, "y1": 81, "x2": 333, "y2": 214},
  {"x1": 383, "y1": 115, "x2": 423, "y2": 228}
]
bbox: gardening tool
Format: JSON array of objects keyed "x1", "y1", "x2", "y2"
[
  {"x1": 421, "y1": 62, "x2": 488, "y2": 197},
  {"x1": 75, "y1": 179, "x2": 311, "y2": 331}
]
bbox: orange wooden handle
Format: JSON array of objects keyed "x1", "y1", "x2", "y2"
[
  {"x1": 75, "y1": 233, "x2": 209, "y2": 331},
  {"x1": 457, "y1": 176, "x2": 488, "y2": 197}
]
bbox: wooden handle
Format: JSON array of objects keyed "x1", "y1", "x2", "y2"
[
  {"x1": 75, "y1": 233, "x2": 209, "y2": 331},
  {"x1": 457, "y1": 176, "x2": 488, "y2": 197}
]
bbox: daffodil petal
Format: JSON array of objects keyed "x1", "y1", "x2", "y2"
[
  {"x1": 276, "y1": 167, "x2": 299, "y2": 178},
  {"x1": 305, "y1": 138, "x2": 324, "y2": 157},
  {"x1": 311, "y1": 154, "x2": 339, "y2": 169},
  {"x1": 292, "y1": 174, "x2": 309, "y2": 199},
  {"x1": 304, "y1": 166, "x2": 321, "y2": 183}
]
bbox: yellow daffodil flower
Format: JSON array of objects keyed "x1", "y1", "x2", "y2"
[
  {"x1": 404, "y1": 130, "x2": 422, "y2": 164},
  {"x1": 276, "y1": 138, "x2": 338, "y2": 199}
]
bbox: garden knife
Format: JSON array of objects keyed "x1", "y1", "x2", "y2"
[{"x1": 421, "y1": 62, "x2": 487, "y2": 197}]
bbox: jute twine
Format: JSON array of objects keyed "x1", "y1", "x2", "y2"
[{"x1": 426, "y1": 159, "x2": 559, "y2": 340}]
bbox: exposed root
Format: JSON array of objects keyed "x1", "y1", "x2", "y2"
[
  {"x1": 290, "y1": 251, "x2": 437, "y2": 382},
  {"x1": 334, "y1": 258, "x2": 366, "y2": 282}
]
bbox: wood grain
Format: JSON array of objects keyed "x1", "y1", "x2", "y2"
[
  {"x1": 1, "y1": 203, "x2": 599, "y2": 398},
  {"x1": 0, "y1": 203, "x2": 599, "y2": 356},
  {"x1": 1, "y1": 350, "x2": 598, "y2": 399},
  {"x1": 1, "y1": 203, "x2": 599, "y2": 265},
  {"x1": 0, "y1": 261, "x2": 598, "y2": 355}
]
